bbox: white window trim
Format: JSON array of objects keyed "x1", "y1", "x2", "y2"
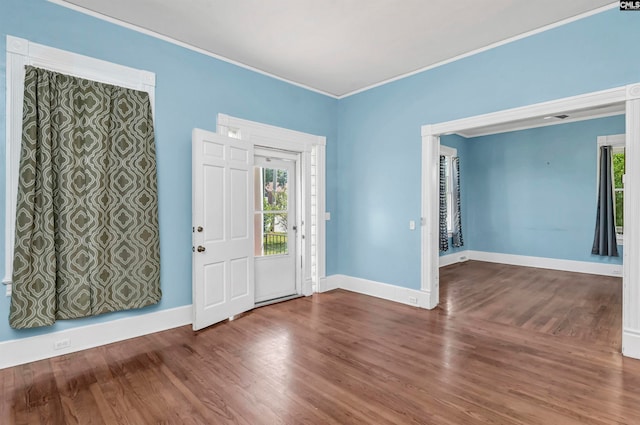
[
  {"x1": 439, "y1": 145, "x2": 457, "y2": 236},
  {"x1": 597, "y1": 134, "x2": 625, "y2": 245},
  {"x1": 216, "y1": 114, "x2": 327, "y2": 295},
  {"x1": 4, "y1": 35, "x2": 156, "y2": 288}
]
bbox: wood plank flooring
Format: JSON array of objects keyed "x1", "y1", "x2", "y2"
[
  {"x1": 440, "y1": 260, "x2": 622, "y2": 349},
  {"x1": 2, "y1": 261, "x2": 638, "y2": 424}
]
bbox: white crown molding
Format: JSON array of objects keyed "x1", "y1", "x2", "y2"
[
  {"x1": 46, "y1": 0, "x2": 338, "y2": 99},
  {"x1": 0, "y1": 305, "x2": 192, "y2": 369},
  {"x1": 339, "y1": 3, "x2": 619, "y2": 99},
  {"x1": 47, "y1": 1, "x2": 616, "y2": 100}
]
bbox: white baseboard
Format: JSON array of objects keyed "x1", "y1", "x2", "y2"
[
  {"x1": 0, "y1": 305, "x2": 192, "y2": 369},
  {"x1": 623, "y1": 328, "x2": 640, "y2": 360},
  {"x1": 439, "y1": 250, "x2": 470, "y2": 267},
  {"x1": 466, "y1": 250, "x2": 623, "y2": 277},
  {"x1": 319, "y1": 275, "x2": 339, "y2": 292},
  {"x1": 327, "y1": 274, "x2": 431, "y2": 309}
]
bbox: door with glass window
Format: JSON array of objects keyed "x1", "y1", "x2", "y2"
[{"x1": 254, "y1": 152, "x2": 298, "y2": 303}]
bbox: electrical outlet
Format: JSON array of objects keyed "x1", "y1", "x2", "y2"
[
  {"x1": 612, "y1": 268, "x2": 622, "y2": 276},
  {"x1": 53, "y1": 338, "x2": 70, "y2": 350},
  {"x1": 409, "y1": 296, "x2": 418, "y2": 305},
  {"x1": 460, "y1": 256, "x2": 467, "y2": 261}
]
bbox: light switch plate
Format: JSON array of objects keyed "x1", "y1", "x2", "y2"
[
  {"x1": 409, "y1": 220, "x2": 416, "y2": 230},
  {"x1": 325, "y1": 212, "x2": 331, "y2": 220}
]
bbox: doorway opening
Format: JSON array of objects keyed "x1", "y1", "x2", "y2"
[
  {"x1": 254, "y1": 149, "x2": 302, "y2": 305},
  {"x1": 421, "y1": 83, "x2": 640, "y2": 358}
]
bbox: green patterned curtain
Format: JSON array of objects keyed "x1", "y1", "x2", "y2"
[{"x1": 9, "y1": 66, "x2": 161, "y2": 329}]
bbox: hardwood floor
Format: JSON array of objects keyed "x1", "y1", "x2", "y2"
[
  {"x1": 440, "y1": 260, "x2": 622, "y2": 349},
  {"x1": 2, "y1": 261, "x2": 638, "y2": 424}
]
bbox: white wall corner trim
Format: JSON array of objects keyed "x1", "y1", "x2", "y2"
[
  {"x1": 623, "y1": 328, "x2": 640, "y2": 360},
  {"x1": 0, "y1": 305, "x2": 193, "y2": 369},
  {"x1": 466, "y1": 251, "x2": 622, "y2": 277},
  {"x1": 4, "y1": 35, "x2": 156, "y2": 290},
  {"x1": 326, "y1": 274, "x2": 432, "y2": 309}
]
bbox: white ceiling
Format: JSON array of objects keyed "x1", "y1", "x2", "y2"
[{"x1": 62, "y1": 0, "x2": 614, "y2": 97}]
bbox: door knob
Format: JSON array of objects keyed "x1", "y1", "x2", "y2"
[
  {"x1": 197, "y1": 226, "x2": 203, "y2": 232},
  {"x1": 197, "y1": 246, "x2": 206, "y2": 253}
]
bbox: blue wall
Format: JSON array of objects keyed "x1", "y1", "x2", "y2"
[
  {"x1": 336, "y1": 9, "x2": 640, "y2": 290},
  {"x1": 465, "y1": 116, "x2": 624, "y2": 264},
  {"x1": 0, "y1": 0, "x2": 337, "y2": 342},
  {"x1": 2, "y1": 2, "x2": 639, "y2": 343}
]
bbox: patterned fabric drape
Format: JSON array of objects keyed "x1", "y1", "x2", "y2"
[
  {"x1": 592, "y1": 146, "x2": 619, "y2": 257},
  {"x1": 451, "y1": 156, "x2": 464, "y2": 248},
  {"x1": 9, "y1": 66, "x2": 161, "y2": 329},
  {"x1": 439, "y1": 155, "x2": 449, "y2": 252}
]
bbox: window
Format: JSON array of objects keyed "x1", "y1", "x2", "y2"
[
  {"x1": 254, "y1": 165, "x2": 291, "y2": 256},
  {"x1": 597, "y1": 135, "x2": 625, "y2": 244},
  {"x1": 613, "y1": 146, "x2": 625, "y2": 239},
  {"x1": 440, "y1": 145, "x2": 457, "y2": 235},
  {"x1": 5, "y1": 36, "x2": 155, "y2": 289}
]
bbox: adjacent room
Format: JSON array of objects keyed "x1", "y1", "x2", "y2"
[
  {"x1": 2, "y1": 1, "x2": 640, "y2": 424},
  {"x1": 438, "y1": 113, "x2": 625, "y2": 349}
]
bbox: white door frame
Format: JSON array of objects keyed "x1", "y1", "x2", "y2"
[
  {"x1": 421, "y1": 83, "x2": 640, "y2": 359},
  {"x1": 217, "y1": 114, "x2": 327, "y2": 296},
  {"x1": 254, "y1": 148, "x2": 302, "y2": 302}
]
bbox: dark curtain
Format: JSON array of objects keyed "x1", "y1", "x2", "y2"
[
  {"x1": 9, "y1": 66, "x2": 161, "y2": 329},
  {"x1": 451, "y1": 157, "x2": 464, "y2": 248},
  {"x1": 439, "y1": 155, "x2": 449, "y2": 252},
  {"x1": 591, "y1": 146, "x2": 619, "y2": 257}
]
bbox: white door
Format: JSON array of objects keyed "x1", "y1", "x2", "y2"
[
  {"x1": 254, "y1": 153, "x2": 298, "y2": 303},
  {"x1": 192, "y1": 128, "x2": 254, "y2": 331}
]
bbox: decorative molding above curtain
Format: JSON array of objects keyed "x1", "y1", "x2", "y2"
[
  {"x1": 439, "y1": 155, "x2": 449, "y2": 252},
  {"x1": 451, "y1": 157, "x2": 464, "y2": 248},
  {"x1": 592, "y1": 145, "x2": 619, "y2": 257},
  {"x1": 9, "y1": 66, "x2": 161, "y2": 329}
]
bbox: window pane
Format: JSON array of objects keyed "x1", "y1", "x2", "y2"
[
  {"x1": 264, "y1": 213, "x2": 288, "y2": 255},
  {"x1": 260, "y1": 167, "x2": 288, "y2": 211},
  {"x1": 613, "y1": 152, "x2": 625, "y2": 189},
  {"x1": 615, "y1": 190, "x2": 624, "y2": 231},
  {"x1": 255, "y1": 212, "x2": 289, "y2": 256}
]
